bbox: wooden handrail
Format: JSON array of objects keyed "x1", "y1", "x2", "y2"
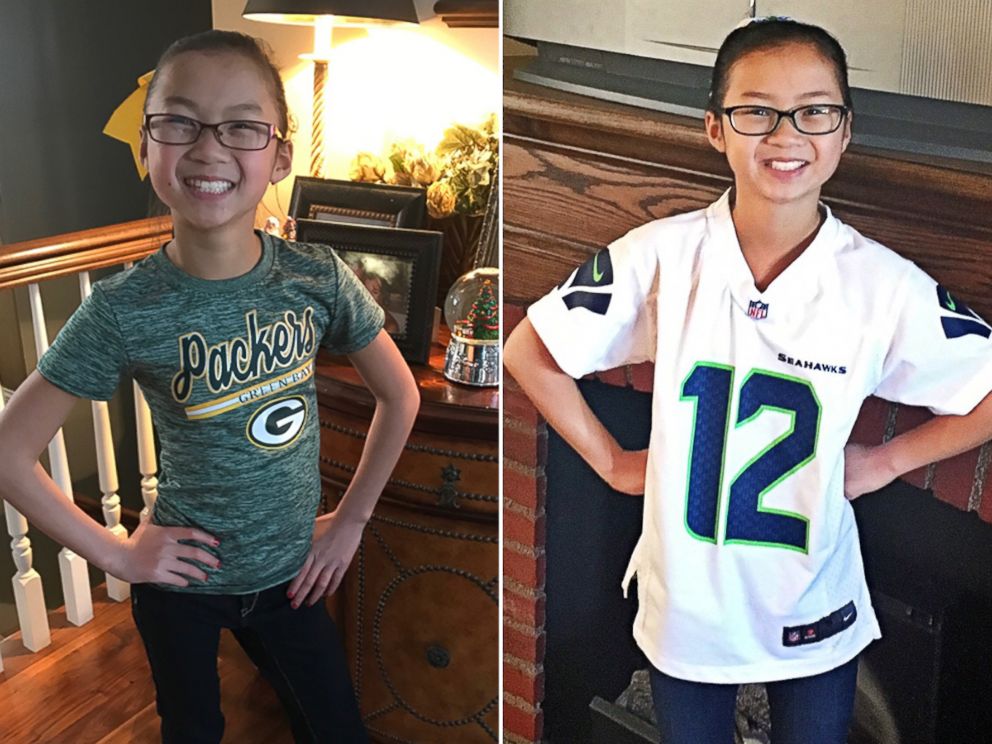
[{"x1": 0, "y1": 216, "x2": 172, "y2": 291}]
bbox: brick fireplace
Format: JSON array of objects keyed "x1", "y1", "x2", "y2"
[
  {"x1": 503, "y1": 303, "x2": 548, "y2": 744},
  {"x1": 502, "y1": 60, "x2": 992, "y2": 744}
]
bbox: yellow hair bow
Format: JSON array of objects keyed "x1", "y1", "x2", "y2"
[{"x1": 103, "y1": 71, "x2": 154, "y2": 180}]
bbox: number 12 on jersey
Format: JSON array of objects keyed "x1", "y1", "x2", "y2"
[{"x1": 680, "y1": 363, "x2": 821, "y2": 553}]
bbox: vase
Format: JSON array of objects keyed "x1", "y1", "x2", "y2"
[{"x1": 426, "y1": 212, "x2": 485, "y2": 308}]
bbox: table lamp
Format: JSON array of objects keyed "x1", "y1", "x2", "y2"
[{"x1": 243, "y1": 0, "x2": 420, "y2": 177}]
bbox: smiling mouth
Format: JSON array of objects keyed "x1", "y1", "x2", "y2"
[
  {"x1": 766, "y1": 160, "x2": 808, "y2": 172},
  {"x1": 184, "y1": 178, "x2": 235, "y2": 194}
]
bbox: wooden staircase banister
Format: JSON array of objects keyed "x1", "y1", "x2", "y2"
[
  {"x1": 0, "y1": 216, "x2": 172, "y2": 291},
  {"x1": 0, "y1": 215, "x2": 171, "y2": 667}
]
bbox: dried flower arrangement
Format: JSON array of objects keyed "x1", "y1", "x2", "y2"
[{"x1": 349, "y1": 113, "x2": 498, "y2": 218}]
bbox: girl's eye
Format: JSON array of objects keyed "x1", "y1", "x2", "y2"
[
  {"x1": 739, "y1": 107, "x2": 772, "y2": 118},
  {"x1": 223, "y1": 121, "x2": 269, "y2": 136},
  {"x1": 162, "y1": 114, "x2": 197, "y2": 127},
  {"x1": 801, "y1": 106, "x2": 831, "y2": 117}
]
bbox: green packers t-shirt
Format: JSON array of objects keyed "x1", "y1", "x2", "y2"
[{"x1": 37, "y1": 231, "x2": 384, "y2": 593}]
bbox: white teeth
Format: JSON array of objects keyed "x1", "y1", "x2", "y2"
[
  {"x1": 185, "y1": 178, "x2": 234, "y2": 194},
  {"x1": 768, "y1": 160, "x2": 806, "y2": 172}
]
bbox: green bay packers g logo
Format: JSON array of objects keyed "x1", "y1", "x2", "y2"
[{"x1": 247, "y1": 396, "x2": 307, "y2": 449}]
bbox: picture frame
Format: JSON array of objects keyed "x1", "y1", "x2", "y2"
[
  {"x1": 288, "y1": 176, "x2": 427, "y2": 229},
  {"x1": 295, "y1": 219, "x2": 442, "y2": 364}
]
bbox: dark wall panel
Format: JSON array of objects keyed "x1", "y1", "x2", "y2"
[
  {"x1": 0, "y1": 1, "x2": 212, "y2": 243},
  {"x1": 545, "y1": 379, "x2": 651, "y2": 744}
]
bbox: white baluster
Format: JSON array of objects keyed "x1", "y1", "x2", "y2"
[
  {"x1": 0, "y1": 386, "x2": 52, "y2": 656},
  {"x1": 27, "y1": 283, "x2": 94, "y2": 626},
  {"x1": 123, "y1": 261, "x2": 160, "y2": 521},
  {"x1": 5, "y1": 503, "x2": 52, "y2": 654},
  {"x1": 134, "y1": 383, "x2": 159, "y2": 521},
  {"x1": 79, "y1": 273, "x2": 129, "y2": 602}
]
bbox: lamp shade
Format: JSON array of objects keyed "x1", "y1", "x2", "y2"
[{"x1": 242, "y1": 0, "x2": 419, "y2": 25}]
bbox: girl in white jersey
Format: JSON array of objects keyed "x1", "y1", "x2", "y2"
[{"x1": 504, "y1": 18, "x2": 992, "y2": 744}]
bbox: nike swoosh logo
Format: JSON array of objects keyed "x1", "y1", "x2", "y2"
[
  {"x1": 842, "y1": 612, "x2": 853, "y2": 622},
  {"x1": 593, "y1": 254, "x2": 604, "y2": 282}
]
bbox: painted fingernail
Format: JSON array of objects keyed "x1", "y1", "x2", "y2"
[
  {"x1": 287, "y1": 591, "x2": 295, "y2": 599},
  {"x1": 291, "y1": 601, "x2": 299, "y2": 609}
]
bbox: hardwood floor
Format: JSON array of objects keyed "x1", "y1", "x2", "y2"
[{"x1": 0, "y1": 585, "x2": 294, "y2": 743}]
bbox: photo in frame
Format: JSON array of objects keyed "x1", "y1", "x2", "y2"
[
  {"x1": 289, "y1": 176, "x2": 427, "y2": 229},
  {"x1": 294, "y1": 220, "x2": 442, "y2": 364}
]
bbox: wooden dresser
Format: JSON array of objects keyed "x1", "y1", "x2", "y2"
[{"x1": 314, "y1": 336, "x2": 499, "y2": 743}]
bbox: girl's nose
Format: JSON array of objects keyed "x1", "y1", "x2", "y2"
[
  {"x1": 187, "y1": 127, "x2": 231, "y2": 161},
  {"x1": 765, "y1": 114, "x2": 805, "y2": 143}
]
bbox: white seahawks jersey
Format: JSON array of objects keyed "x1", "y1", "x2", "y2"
[{"x1": 528, "y1": 190, "x2": 992, "y2": 683}]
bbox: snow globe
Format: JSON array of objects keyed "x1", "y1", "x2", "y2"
[{"x1": 443, "y1": 268, "x2": 499, "y2": 386}]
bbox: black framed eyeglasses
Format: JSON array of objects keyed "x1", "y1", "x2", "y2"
[
  {"x1": 143, "y1": 113, "x2": 286, "y2": 151},
  {"x1": 721, "y1": 104, "x2": 849, "y2": 136}
]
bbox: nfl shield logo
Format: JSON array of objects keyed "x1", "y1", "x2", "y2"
[
  {"x1": 788, "y1": 630, "x2": 800, "y2": 643},
  {"x1": 747, "y1": 300, "x2": 769, "y2": 320}
]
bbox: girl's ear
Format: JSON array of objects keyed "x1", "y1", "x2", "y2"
[
  {"x1": 270, "y1": 140, "x2": 294, "y2": 184},
  {"x1": 841, "y1": 111, "x2": 853, "y2": 153},
  {"x1": 704, "y1": 110, "x2": 726, "y2": 153}
]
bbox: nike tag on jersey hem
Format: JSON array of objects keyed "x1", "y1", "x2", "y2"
[{"x1": 782, "y1": 600, "x2": 857, "y2": 647}]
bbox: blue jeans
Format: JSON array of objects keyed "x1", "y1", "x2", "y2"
[
  {"x1": 131, "y1": 580, "x2": 367, "y2": 744},
  {"x1": 649, "y1": 656, "x2": 859, "y2": 744}
]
